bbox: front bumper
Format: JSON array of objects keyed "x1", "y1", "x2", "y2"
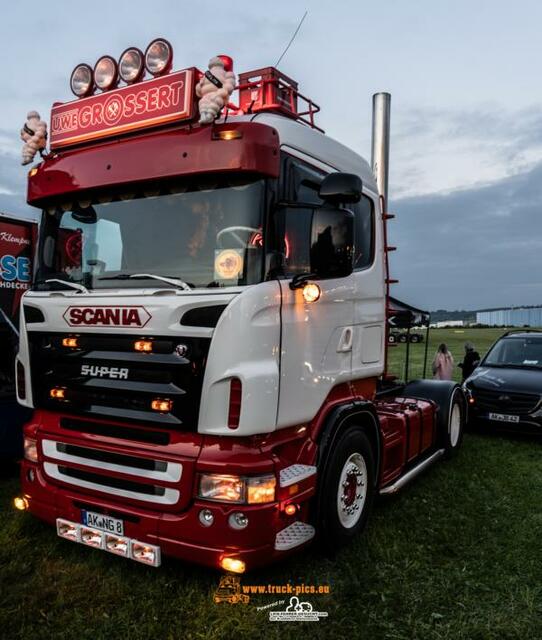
[{"x1": 20, "y1": 448, "x2": 316, "y2": 571}]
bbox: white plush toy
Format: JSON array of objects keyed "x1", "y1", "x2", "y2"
[
  {"x1": 196, "y1": 56, "x2": 236, "y2": 125},
  {"x1": 20, "y1": 111, "x2": 48, "y2": 165}
]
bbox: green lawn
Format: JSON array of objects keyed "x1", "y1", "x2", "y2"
[{"x1": 1, "y1": 328, "x2": 541, "y2": 639}]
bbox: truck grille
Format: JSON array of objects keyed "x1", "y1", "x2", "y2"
[
  {"x1": 472, "y1": 388, "x2": 540, "y2": 415},
  {"x1": 28, "y1": 332, "x2": 210, "y2": 428},
  {"x1": 42, "y1": 438, "x2": 182, "y2": 505}
]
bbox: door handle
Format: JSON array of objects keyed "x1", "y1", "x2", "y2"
[{"x1": 337, "y1": 327, "x2": 353, "y2": 353}]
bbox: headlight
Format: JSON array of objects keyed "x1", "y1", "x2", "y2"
[
  {"x1": 198, "y1": 473, "x2": 276, "y2": 504},
  {"x1": 24, "y1": 437, "x2": 38, "y2": 463}
]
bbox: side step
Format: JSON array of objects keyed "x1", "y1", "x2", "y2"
[
  {"x1": 275, "y1": 521, "x2": 315, "y2": 551},
  {"x1": 379, "y1": 449, "x2": 445, "y2": 496}
]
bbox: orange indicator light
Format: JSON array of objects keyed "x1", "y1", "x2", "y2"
[
  {"x1": 151, "y1": 398, "x2": 173, "y2": 412},
  {"x1": 62, "y1": 337, "x2": 79, "y2": 348},
  {"x1": 302, "y1": 283, "x2": 321, "y2": 303},
  {"x1": 284, "y1": 503, "x2": 298, "y2": 516},
  {"x1": 134, "y1": 340, "x2": 153, "y2": 352},
  {"x1": 50, "y1": 388, "x2": 66, "y2": 399}
]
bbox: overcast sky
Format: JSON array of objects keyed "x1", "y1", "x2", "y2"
[{"x1": 1, "y1": 0, "x2": 541, "y2": 310}]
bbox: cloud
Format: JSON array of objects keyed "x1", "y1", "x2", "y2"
[
  {"x1": 389, "y1": 160, "x2": 542, "y2": 310},
  {"x1": 390, "y1": 104, "x2": 542, "y2": 198}
]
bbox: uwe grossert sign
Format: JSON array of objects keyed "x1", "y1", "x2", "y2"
[
  {"x1": 0, "y1": 215, "x2": 36, "y2": 324},
  {"x1": 49, "y1": 69, "x2": 197, "y2": 149}
]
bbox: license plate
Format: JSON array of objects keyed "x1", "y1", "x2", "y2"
[
  {"x1": 489, "y1": 412, "x2": 520, "y2": 424},
  {"x1": 82, "y1": 510, "x2": 124, "y2": 535}
]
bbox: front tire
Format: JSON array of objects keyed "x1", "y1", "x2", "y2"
[{"x1": 318, "y1": 429, "x2": 375, "y2": 550}]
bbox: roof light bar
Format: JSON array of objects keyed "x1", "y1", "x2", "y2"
[
  {"x1": 144, "y1": 38, "x2": 173, "y2": 76},
  {"x1": 119, "y1": 47, "x2": 145, "y2": 84},
  {"x1": 70, "y1": 63, "x2": 94, "y2": 97}
]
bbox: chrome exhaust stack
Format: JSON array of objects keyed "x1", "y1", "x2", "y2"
[{"x1": 371, "y1": 92, "x2": 391, "y2": 207}]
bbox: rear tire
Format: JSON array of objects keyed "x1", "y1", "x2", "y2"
[
  {"x1": 403, "y1": 380, "x2": 465, "y2": 458},
  {"x1": 318, "y1": 428, "x2": 375, "y2": 550}
]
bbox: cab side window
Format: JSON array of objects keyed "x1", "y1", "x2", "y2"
[
  {"x1": 351, "y1": 195, "x2": 374, "y2": 270},
  {"x1": 285, "y1": 155, "x2": 374, "y2": 272}
]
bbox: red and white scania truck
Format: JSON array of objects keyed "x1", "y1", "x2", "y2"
[{"x1": 15, "y1": 39, "x2": 465, "y2": 571}]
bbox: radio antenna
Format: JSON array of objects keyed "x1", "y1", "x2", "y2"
[{"x1": 275, "y1": 10, "x2": 308, "y2": 67}]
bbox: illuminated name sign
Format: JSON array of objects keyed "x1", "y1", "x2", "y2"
[{"x1": 50, "y1": 69, "x2": 196, "y2": 149}]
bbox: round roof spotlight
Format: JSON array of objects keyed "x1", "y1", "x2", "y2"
[
  {"x1": 94, "y1": 55, "x2": 118, "y2": 91},
  {"x1": 144, "y1": 38, "x2": 173, "y2": 76},
  {"x1": 70, "y1": 63, "x2": 94, "y2": 98},
  {"x1": 119, "y1": 47, "x2": 145, "y2": 84}
]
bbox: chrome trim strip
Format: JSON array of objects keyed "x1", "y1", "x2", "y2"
[
  {"x1": 42, "y1": 439, "x2": 182, "y2": 482},
  {"x1": 379, "y1": 449, "x2": 445, "y2": 496},
  {"x1": 44, "y1": 462, "x2": 180, "y2": 505}
]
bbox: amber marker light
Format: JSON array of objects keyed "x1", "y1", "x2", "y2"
[
  {"x1": 28, "y1": 167, "x2": 39, "y2": 177},
  {"x1": 284, "y1": 503, "x2": 298, "y2": 516},
  {"x1": 214, "y1": 130, "x2": 243, "y2": 141},
  {"x1": 151, "y1": 398, "x2": 173, "y2": 412},
  {"x1": 62, "y1": 337, "x2": 79, "y2": 348},
  {"x1": 220, "y1": 557, "x2": 246, "y2": 574},
  {"x1": 302, "y1": 282, "x2": 321, "y2": 303},
  {"x1": 50, "y1": 388, "x2": 66, "y2": 399},
  {"x1": 13, "y1": 496, "x2": 29, "y2": 511},
  {"x1": 134, "y1": 340, "x2": 153, "y2": 353}
]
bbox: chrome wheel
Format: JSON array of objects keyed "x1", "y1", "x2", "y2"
[{"x1": 336, "y1": 453, "x2": 367, "y2": 529}]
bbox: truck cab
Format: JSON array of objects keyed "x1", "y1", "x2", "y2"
[{"x1": 16, "y1": 44, "x2": 465, "y2": 571}]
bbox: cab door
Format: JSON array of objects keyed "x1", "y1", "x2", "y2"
[{"x1": 275, "y1": 156, "x2": 384, "y2": 429}]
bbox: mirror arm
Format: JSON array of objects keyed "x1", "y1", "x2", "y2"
[{"x1": 289, "y1": 272, "x2": 318, "y2": 290}]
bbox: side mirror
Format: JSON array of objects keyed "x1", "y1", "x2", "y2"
[
  {"x1": 310, "y1": 207, "x2": 354, "y2": 279},
  {"x1": 319, "y1": 172, "x2": 362, "y2": 204}
]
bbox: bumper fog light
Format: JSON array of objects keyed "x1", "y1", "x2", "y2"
[
  {"x1": 57, "y1": 519, "x2": 80, "y2": 542},
  {"x1": 80, "y1": 527, "x2": 104, "y2": 548},
  {"x1": 228, "y1": 512, "x2": 248, "y2": 530},
  {"x1": 13, "y1": 496, "x2": 29, "y2": 511},
  {"x1": 220, "y1": 557, "x2": 246, "y2": 574},
  {"x1": 105, "y1": 534, "x2": 130, "y2": 557},
  {"x1": 131, "y1": 541, "x2": 161, "y2": 567},
  {"x1": 199, "y1": 508, "x2": 214, "y2": 527}
]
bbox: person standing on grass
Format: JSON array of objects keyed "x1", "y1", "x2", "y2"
[
  {"x1": 432, "y1": 343, "x2": 454, "y2": 380},
  {"x1": 458, "y1": 341, "x2": 480, "y2": 381}
]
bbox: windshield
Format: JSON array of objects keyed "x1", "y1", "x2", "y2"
[
  {"x1": 484, "y1": 336, "x2": 542, "y2": 368},
  {"x1": 36, "y1": 177, "x2": 266, "y2": 290}
]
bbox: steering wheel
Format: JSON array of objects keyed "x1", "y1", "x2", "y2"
[{"x1": 216, "y1": 226, "x2": 261, "y2": 249}]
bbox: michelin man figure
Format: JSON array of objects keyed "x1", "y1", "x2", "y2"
[
  {"x1": 20, "y1": 111, "x2": 48, "y2": 165},
  {"x1": 196, "y1": 56, "x2": 236, "y2": 125}
]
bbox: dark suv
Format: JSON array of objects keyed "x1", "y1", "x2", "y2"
[{"x1": 464, "y1": 330, "x2": 542, "y2": 432}]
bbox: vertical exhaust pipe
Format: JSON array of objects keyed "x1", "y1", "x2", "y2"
[{"x1": 371, "y1": 92, "x2": 391, "y2": 208}]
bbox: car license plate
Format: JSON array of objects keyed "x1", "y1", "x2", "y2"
[
  {"x1": 81, "y1": 510, "x2": 124, "y2": 535},
  {"x1": 489, "y1": 412, "x2": 520, "y2": 424}
]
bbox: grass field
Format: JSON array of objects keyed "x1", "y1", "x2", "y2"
[
  {"x1": 1, "y1": 328, "x2": 542, "y2": 640},
  {"x1": 387, "y1": 326, "x2": 507, "y2": 382}
]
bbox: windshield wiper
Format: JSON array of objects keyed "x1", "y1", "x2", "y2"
[
  {"x1": 99, "y1": 273, "x2": 192, "y2": 290},
  {"x1": 43, "y1": 278, "x2": 89, "y2": 294}
]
